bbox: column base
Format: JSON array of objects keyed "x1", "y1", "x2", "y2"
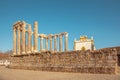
[
  {"x1": 54, "y1": 50, "x2": 57, "y2": 52},
  {"x1": 40, "y1": 50, "x2": 46, "y2": 53},
  {"x1": 34, "y1": 50, "x2": 38, "y2": 53},
  {"x1": 17, "y1": 53, "x2": 21, "y2": 55},
  {"x1": 59, "y1": 50, "x2": 62, "y2": 52},
  {"x1": 13, "y1": 53, "x2": 16, "y2": 55},
  {"x1": 40, "y1": 49, "x2": 44, "y2": 52},
  {"x1": 27, "y1": 51, "x2": 31, "y2": 54},
  {"x1": 17, "y1": 52, "x2": 21, "y2": 55},
  {"x1": 22, "y1": 52, "x2": 26, "y2": 54},
  {"x1": 65, "y1": 49, "x2": 68, "y2": 52}
]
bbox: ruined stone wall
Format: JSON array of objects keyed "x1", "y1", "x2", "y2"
[{"x1": 9, "y1": 49, "x2": 117, "y2": 74}]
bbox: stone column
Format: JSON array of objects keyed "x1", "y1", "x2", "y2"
[
  {"x1": 28, "y1": 24, "x2": 32, "y2": 53},
  {"x1": 40, "y1": 36, "x2": 43, "y2": 51},
  {"x1": 34, "y1": 21, "x2": 38, "y2": 52},
  {"x1": 59, "y1": 35, "x2": 62, "y2": 52},
  {"x1": 17, "y1": 27, "x2": 21, "y2": 55},
  {"x1": 13, "y1": 28, "x2": 16, "y2": 55},
  {"x1": 22, "y1": 22, "x2": 26, "y2": 54},
  {"x1": 65, "y1": 34, "x2": 68, "y2": 51},
  {"x1": 45, "y1": 38, "x2": 48, "y2": 51},
  {"x1": 54, "y1": 36, "x2": 57, "y2": 52},
  {"x1": 50, "y1": 37, "x2": 52, "y2": 51}
]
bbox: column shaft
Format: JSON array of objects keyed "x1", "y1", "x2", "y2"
[
  {"x1": 22, "y1": 22, "x2": 26, "y2": 54},
  {"x1": 13, "y1": 28, "x2": 16, "y2": 55},
  {"x1": 46, "y1": 38, "x2": 48, "y2": 51},
  {"x1": 54, "y1": 36, "x2": 57, "y2": 52},
  {"x1": 65, "y1": 34, "x2": 68, "y2": 51},
  {"x1": 59, "y1": 35, "x2": 62, "y2": 52},
  {"x1": 40, "y1": 37, "x2": 43, "y2": 51},
  {"x1": 28, "y1": 25, "x2": 32, "y2": 53},
  {"x1": 34, "y1": 21, "x2": 38, "y2": 52},
  {"x1": 50, "y1": 37, "x2": 52, "y2": 51},
  {"x1": 17, "y1": 27, "x2": 21, "y2": 55}
]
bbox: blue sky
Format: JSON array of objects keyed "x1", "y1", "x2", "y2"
[{"x1": 0, "y1": 0, "x2": 120, "y2": 52}]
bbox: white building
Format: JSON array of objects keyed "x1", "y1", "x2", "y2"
[{"x1": 74, "y1": 35, "x2": 96, "y2": 51}]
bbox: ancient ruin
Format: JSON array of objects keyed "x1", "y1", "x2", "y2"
[
  {"x1": 13, "y1": 21, "x2": 68, "y2": 55},
  {"x1": 9, "y1": 21, "x2": 118, "y2": 74}
]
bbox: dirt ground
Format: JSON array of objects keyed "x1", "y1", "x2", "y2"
[{"x1": 0, "y1": 66, "x2": 120, "y2": 80}]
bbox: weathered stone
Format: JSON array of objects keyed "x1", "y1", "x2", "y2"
[
  {"x1": 9, "y1": 49, "x2": 117, "y2": 74},
  {"x1": 12, "y1": 21, "x2": 68, "y2": 55}
]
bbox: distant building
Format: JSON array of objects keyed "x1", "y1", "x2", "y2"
[{"x1": 74, "y1": 35, "x2": 96, "y2": 51}]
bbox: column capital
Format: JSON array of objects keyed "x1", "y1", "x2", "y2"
[
  {"x1": 48, "y1": 34, "x2": 53, "y2": 40},
  {"x1": 54, "y1": 35, "x2": 57, "y2": 38},
  {"x1": 65, "y1": 33, "x2": 68, "y2": 37},
  {"x1": 39, "y1": 35, "x2": 44, "y2": 39},
  {"x1": 46, "y1": 37, "x2": 48, "y2": 40},
  {"x1": 49, "y1": 37, "x2": 52, "y2": 40},
  {"x1": 41, "y1": 36, "x2": 44, "y2": 39},
  {"x1": 39, "y1": 34, "x2": 46, "y2": 38},
  {"x1": 17, "y1": 26, "x2": 20, "y2": 29},
  {"x1": 22, "y1": 21, "x2": 26, "y2": 27},
  {"x1": 13, "y1": 27, "x2": 16, "y2": 31},
  {"x1": 59, "y1": 35, "x2": 62, "y2": 38}
]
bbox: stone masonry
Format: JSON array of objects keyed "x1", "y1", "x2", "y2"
[{"x1": 9, "y1": 48, "x2": 117, "y2": 74}]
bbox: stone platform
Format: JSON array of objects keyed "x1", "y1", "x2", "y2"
[{"x1": 9, "y1": 49, "x2": 117, "y2": 74}]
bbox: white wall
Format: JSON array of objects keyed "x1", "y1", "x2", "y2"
[{"x1": 75, "y1": 41, "x2": 92, "y2": 50}]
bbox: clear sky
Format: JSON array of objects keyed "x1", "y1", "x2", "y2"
[{"x1": 0, "y1": 0, "x2": 120, "y2": 52}]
